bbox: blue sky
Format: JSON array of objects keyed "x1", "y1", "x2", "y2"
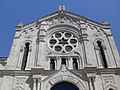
[{"x1": 0, "y1": 0, "x2": 120, "y2": 57}]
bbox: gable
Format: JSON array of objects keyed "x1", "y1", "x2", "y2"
[{"x1": 22, "y1": 10, "x2": 102, "y2": 29}]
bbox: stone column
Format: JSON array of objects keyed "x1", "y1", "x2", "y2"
[
  {"x1": 68, "y1": 57, "x2": 73, "y2": 69},
  {"x1": 26, "y1": 47, "x2": 32, "y2": 69},
  {"x1": 38, "y1": 78, "x2": 41, "y2": 90},
  {"x1": 33, "y1": 78, "x2": 41, "y2": 90},
  {"x1": 55, "y1": 59, "x2": 57, "y2": 70},
  {"x1": 33, "y1": 78, "x2": 37, "y2": 90},
  {"x1": 103, "y1": 48, "x2": 111, "y2": 67},
  {"x1": 56, "y1": 57, "x2": 61, "y2": 70},
  {"x1": 77, "y1": 58, "x2": 79, "y2": 69},
  {"x1": 86, "y1": 67, "x2": 96, "y2": 90},
  {"x1": 88, "y1": 77, "x2": 95, "y2": 90}
]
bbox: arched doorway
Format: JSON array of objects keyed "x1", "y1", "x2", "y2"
[{"x1": 51, "y1": 82, "x2": 79, "y2": 90}]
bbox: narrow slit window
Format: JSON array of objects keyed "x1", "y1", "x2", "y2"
[
  {"x1": 97, "y1": 41, "x2": 108, "y2": 68},
  {"x1": 50, "y1": 58, "x2": 55, "y2": 70},
  {"x1": 73, "y1": 58, "x2": 78, "y2": 70},
  {"x1": 61, "y1": 58, "x2": 66, "y2": 65},
  {"x1": 21, "y1": 42, "x2": 30, "y2": 70}
]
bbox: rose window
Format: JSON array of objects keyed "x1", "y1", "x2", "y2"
[{"x1": 48, "y1": 31, "x2": 78, "y2": 53}]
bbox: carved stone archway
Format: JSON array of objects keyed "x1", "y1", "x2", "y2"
[
  {"x1": 44, "y1": 75, "x2": 86, "y2": 90},
  {"x1": 50, "y1": 81, "x2": 79, "y2": 90}
]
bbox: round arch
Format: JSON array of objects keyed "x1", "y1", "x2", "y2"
[
  {"x1": 47, "y1": 24, "x2": 80, "y2": 33},
  {"x1": 44, "y1": 75, "x2": 86, "y2": 90},
  {"x1": 46, "y1": 24, "x2": 82, "y2": 40},
  {"x1": 50, "y1": 81, "x2": 79, "y2": 90}
]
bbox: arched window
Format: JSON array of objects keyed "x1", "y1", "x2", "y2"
[
  {"x1": 50, "y1": 58, "x2": 55, "y2": 70},
  {"x1": 73, "y1": 58, "x2": 78, "y2": 70},
  {"x1": 21, "y1": 42, "x2": 30, "y2": 70},
  {"x1": 51, "y1": 82, "x2": 79, "y2": 90},
  {"x1": 97, "y1": 40, "x2": 108, "y2": 68}
]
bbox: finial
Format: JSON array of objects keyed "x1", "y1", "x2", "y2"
[
  {"x1": 101, "y1": 20, "x2": 110, "y2": 29},
  {"x1": 15, "y1": 22, "x2": 23, "y2": 31},
  {"x1": 59, "y1": 6, "x2": 65, "y2": 11},
  {"x1": 102, "y1": 20, "x2": 108, "y2": 24},
  {"x1": 18, "y1": 22, "x2": 24, "y2": 27}
]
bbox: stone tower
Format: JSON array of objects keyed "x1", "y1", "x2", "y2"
[{"x1": 0, "y1": 7, "x2": 120, "y2": 90}]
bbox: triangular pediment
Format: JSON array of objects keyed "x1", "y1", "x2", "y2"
[
  {"x1": 22, "y1": 10, "x2": 102, "y2": 29},
  {"x1": 42, "y1": 65, "x2": 87, "y2": 85},
  {"x1": 42, "y1": 65, "x2": 87, "y2": 90}
]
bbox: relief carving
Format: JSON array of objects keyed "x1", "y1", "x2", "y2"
[
  {"x1": 13, "y1": 86, "x2": 25, "y2": 90},
  {"x1": 87, "y1": 23, "x2": 101, "y2": 32},
  {"x1": 103, "y1": 76, "x2": 115, "y2": 85},
  {"x1": 16, "y1": 77, "x2": 27, "y2": 85},
  {"x1": 24, "y1": 35, "x2": 34, "y2": 39},
  {"x1": 40, "y1": 16, "x2": 80, "y2": 29},
  {"x1": 13, "y1": 77, "x2": 28, "y2": 90},
  {"x1": 21, "y1": 26, "x2": 36, "y2": 37},
  {"x1": 49, "y1": 75, "x2": 79, "y2": 85},
  {"x1": 87, "y1": 24, "x2": 94, "y2": 30}
]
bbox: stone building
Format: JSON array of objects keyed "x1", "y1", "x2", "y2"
[{"x1": 0, "y1": 7, "x2": 120, "y2": 90}]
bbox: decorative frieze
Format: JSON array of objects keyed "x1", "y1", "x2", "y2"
[{"x1": 40, "y1": 16, "x2": 80, "y2": 29}]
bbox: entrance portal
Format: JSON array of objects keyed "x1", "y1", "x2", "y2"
[{"x1": 51, "y1": 82, "x2": 79, "y2": 90}]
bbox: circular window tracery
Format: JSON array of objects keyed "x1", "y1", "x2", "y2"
[{"x1": 48, "y1": 31, "x2": 78, "y2": 53}]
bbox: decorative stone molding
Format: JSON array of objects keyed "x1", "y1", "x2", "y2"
[
  {"x1": 87, "y1": 24, "x2": 94, "y2": 30},
  {"x1": 104, "y1": 84, "x2": 117, "y2": 90},
  {"x1": 85, "y1": 67, "x2": 97, "y2": 80},
  {"x1": 47, "y1": 74, "x2": 86, "y2": 90},
  {"x1": 87, "y1": 73, "x2": 96, "y2": 79},
  {"x1": 103, "y1": 76, "x2": 115, "y2": 85},
  {"x1": 36, "y1": 28, "x2": 46, "y2": 42},
  {"x1": 42, "y1": 65, "x2": 87, "y2": 90},
  {"x1": 13, "y1": 86, "x2": 25, "y2": 90},
  {"x1": 40, "y1": 16, "x2": 81, "y2": 30},
  {"x1": 24, "y1": 35, "x2": 34, "y2": 39},
  {"x1": 13, "y1": 76, "x2": 28, "y2": 90},
  {"x1": 33, "y1": 75, "x2": 42, "y2": 90},
  {"x1": 33, "y1": 75, "x2": 41, "y2": 80},
  {"x1": 49, "y1": 75, "x2": 78, "y2": 84},
  {"x1": 15, "y1": 77, "x2": 27, "y2": 86},
  {"x1": 0, "y1": 58, "x2": 7, "y2": 67}
]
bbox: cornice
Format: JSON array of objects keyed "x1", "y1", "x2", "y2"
[
  {"x1": 97, "y1": 68, "x2": 120, "y2": 75},
  {"x1": 0, "y1": 68, "x2": 119, "y2": 76}
]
